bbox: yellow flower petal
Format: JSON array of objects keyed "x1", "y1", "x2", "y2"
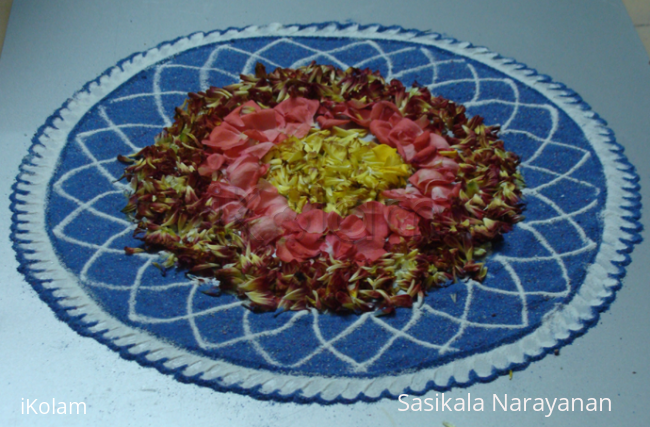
[{"x1": 265, "y1": 128, "x2": 413, "y2": 216}]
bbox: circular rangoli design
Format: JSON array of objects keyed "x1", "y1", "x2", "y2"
[{"x1": 11, "y1": 23, "x2": 641, "y2": 403}]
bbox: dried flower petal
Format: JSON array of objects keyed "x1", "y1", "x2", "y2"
[{"x1": 120, "y1": 63, "x2": 524, "y2": 314}]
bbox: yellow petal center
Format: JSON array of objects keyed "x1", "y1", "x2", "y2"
[{"x1": 263, "y1": 127, "x2": 413, "y2": 216}]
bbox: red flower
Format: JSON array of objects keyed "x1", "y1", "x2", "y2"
[
  {"x1": 354, "y1": 201, "x2": 389, "y2": 240},
  {"x1": 408, "y1": 167, "x2": 455, "y2": 195},
  {"x1": 326, "y1": 211, "x2": 342, "y2": 232},
  {"x1": 296, "y1": 209, "x2": 328, "y2": 234},
  {"x1": 203, "y1": 122, "x2": 248, "y2": 151},
  {"x1": 317, "y1": 100, "x2": 400, "y2": 129},
  {"x1": 430, "y1": 183, "x2": 461, "y2": 204},
  {"x1": 338, "y1": 214, "x2": 368, "y2": 240},
  {"x1": 320, "y1": 234, "x2": 356, "y2": 260},
  {"x1": 206, "y1": 181, "x2": 247, "y2": 208},
  {"x1": 202, "y1": 97, "x2": 320, "y2": 156},
  {"x1": 246, "y1": 180, "x2": 294, "y2": 220},
  {"x1": 354, "y1": 237, "x2": 386, "y2": 263},
  {"x1": 416, "y1": 153, "x2": 459, "y2": 173},
  {"x1": 276, "y1": 232, "x2": 323, "y2": 263},
  {"x1": 219, "y1": 201, "x2": 248, "y2": 225},
  {"x1": 385, "y1": 205, "x2": 420, "y2": 237},
  {"x1": 198, "y1": 152, "x2": 225, "y2": 176},
  {"x1": 247, "y1": 215, "x2": 284, "y2": 248},
  {"x1": 225, "y1": 154, "x2": 268, "y2": 192},
  {"x1": 383, "y1": 186, "x2": 458, "y2": 219},
  {"x1": 274, "y1": 97, "x2": 319, "y2": 138}
]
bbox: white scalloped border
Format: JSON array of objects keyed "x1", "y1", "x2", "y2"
[{"x1": 12, "y1": 23, "x2": 639, "y2": 402}]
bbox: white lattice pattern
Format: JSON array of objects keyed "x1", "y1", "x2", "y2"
[{"x1": 50, "y1": 37, "x2": 600, "y2": 373}]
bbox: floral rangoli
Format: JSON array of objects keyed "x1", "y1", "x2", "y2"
[
  {"x1": 10, "y1": 23, "x2": 641, "y2": 403},
  {"x1": 122, "y1": 63, "x2": 523, "y2": 314}
]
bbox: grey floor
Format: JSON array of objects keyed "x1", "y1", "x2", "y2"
[{"x1": 0, "y1": 1, "x2": 649, "y2": 426}]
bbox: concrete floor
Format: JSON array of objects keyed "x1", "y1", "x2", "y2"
[{"x1": 1, "y1": 0, "x2": 650, "y2": 59}]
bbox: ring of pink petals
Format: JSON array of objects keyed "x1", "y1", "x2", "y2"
[{"x1": 196, "y1": 96, "x2": 461, "y2": 266}]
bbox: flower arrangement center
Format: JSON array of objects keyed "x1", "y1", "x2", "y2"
[
  {"x1": 263, "y1": 127, "x2": 413, "y2": 216},
  {"x1": 121, "y1": 63, "x2": 525, "y2": 314}
]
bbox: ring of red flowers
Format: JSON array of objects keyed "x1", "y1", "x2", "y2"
[
  {"x1": 198, "y1": 96, "x2": 462, "y2": 266},
  {"x1": 123, "y1": 64, "x2": 523, "y2": 313}
]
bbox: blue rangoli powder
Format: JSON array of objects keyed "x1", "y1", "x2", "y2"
[{"x1": 13, "y1": 24, "x2": 639, "y2": 403}]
